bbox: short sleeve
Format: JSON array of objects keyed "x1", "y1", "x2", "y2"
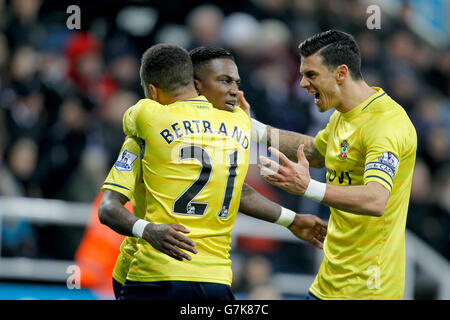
[
  {"x1": 123, "y1": 104, "x2": 140, "y2": 138},
  {"x1": 315, "y1": 111, "x2": 339, "y2": 157},
  {"x1": 123, "y1": 99, "x2": 162, "y2": 139},
  {"x1": 314, "y1": 127, "x2": 328, "y2": 157},
  {"x1": 102, "y1": 136, "x2": 143, "y2": 200},
  {"x1": 362, "y1": 121, "x2": 401, "y2": 192}
]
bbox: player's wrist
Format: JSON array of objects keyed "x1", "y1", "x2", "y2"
[
  {"x1": 132, "y1": 219, "x2": 150, "y2": 238},
  {"x1": 304, "y1": 179, "x2": 326, "y2": 202},
  {"x1": 275, "y1": 207, "x2": 296, "y2": 227},
  {"x1": 251, "y1": 118, "x2": 267, "y2": 143}
]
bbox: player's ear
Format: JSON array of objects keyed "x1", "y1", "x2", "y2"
[
  {"x1": 335, "y1": 64, "x2": 349, "y2": 84},
  {"x1": 194, "y1": 79, "x2": 202, "y2": 93},
  {"x1": 148, "y1": 84, "x2": 158, "y2": 101}
]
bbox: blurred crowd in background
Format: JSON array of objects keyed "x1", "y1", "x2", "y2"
[{"x1": 0, "y1": 0, "x2": 448, "y2": 298}]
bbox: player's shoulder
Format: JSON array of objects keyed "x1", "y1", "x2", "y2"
[
  {"x1": 232, "y1": 107, "x2": 251, "y2": 127},
  {"x1": 366, "y1": 90, "x2": 412, "y2": 125},
  {"x1": 123, "y1": 135, "x2": 143, "y2": 151},
  {"x1": 362, "y1": 94, "x2": 416, "y2": 147},
  {"x1": 367, "y1": 89, "x2": 404, "y2": 115},
  {"x1": 128, "y1": 98, "x2": 164, "y2": 117}
]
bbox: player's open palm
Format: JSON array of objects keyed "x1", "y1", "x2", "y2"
[
  {"x1": 258, "y1": 145, "x2": 311, "y2": 196},
  {"x1": 288, "y1": 214, "x2": 327, "y2": 249},
  {"x1": 142, "y1": 223, "x2": 198, "y2": 261}
]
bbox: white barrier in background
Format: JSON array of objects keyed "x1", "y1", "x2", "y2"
[{"x1": 0, "y1": 196, "x2": 448, "y2": 299}]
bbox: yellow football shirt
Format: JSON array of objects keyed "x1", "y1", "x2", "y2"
[
  {"x1": 101, "y1": 136, "x2": 146, "y2": 285},
  {"x1": 310, "y1": 87, "x2": 417, "y2": 299},
  {"x1": 123, "y1": 96, "x2": 251, "y2": 285}
]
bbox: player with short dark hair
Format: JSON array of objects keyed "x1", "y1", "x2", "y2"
[
  {"x1": 140, "y1": 43, "x2": 194, "y2": 95},
  {"x1": 99, "y1": 44, "x2": 327, "y2": 300},
  {"x1": 298, "y1": 30, "x2": 363, "y2": 80},
  {"x1": 253, "y1": 30, "x2": 417, "y2": 299}
]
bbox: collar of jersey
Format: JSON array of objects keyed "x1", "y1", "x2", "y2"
[
  {"x1": 341, "y1": 87, "x2": 385, "y2": 119},
  {"x1": 176, "y1": 95, "x2": 213, "y2": 107}
]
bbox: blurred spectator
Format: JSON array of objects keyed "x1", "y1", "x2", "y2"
[
  {"x1": 154, "y1": 23, "x2": 192, "y2": 48},
  {"x1": 6, "y1": 137, "x2": 40, "y2": 197},
  {"x1": 408, "y1": 159, "x2": 450, "y2": 259},
  {"x1": 426, "y1": 49, "x2": 450, "y2": 97},
  {"x1": 236, "y1": 255, "x2": 278, "y2": 296},
  {"x1": 422, "y1": 126, "x2": 450, "y2": 174},
  {"x1": 99, "y1": 89, "x2": 138, "y2": 168},
  {"x1": 37, "y1": 96, "x2": 91, "y2": 199},
  {"x1": 104, "y1": 35, "x2": 141, "y2": 94},
  {"x1": 64, "y1": 32, "x2": 116, "y2": 109},
  {"x1": 0, "y1": 33, "x2": 10, "y2": 81},
  {"x1": 248, "y1": 284, "x2": 282, "y2": 300},
  {"x1": 4, "y1": 0, "x2": 46, "y2": 49},
  {"x1": 0, "y1": 142, "x2": 22, "y2": 197},
  {"x1": 250, "y1": 0, "x2": 291, "y2": 23},
  {"x1": 186, "y1": 4, "x2": 224, "y2": 48}
]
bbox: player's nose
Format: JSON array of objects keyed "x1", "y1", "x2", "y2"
[
  {"x1": 299, "y1": 76, "x2": 309, "y2": 88},
  {"x1": 229, "y1": 84, "x2": 239, "y2": 95}
]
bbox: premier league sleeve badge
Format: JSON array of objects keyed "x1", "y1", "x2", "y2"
[{"x1": 114, "y1": 149, "x2": 138, "y2": 171}]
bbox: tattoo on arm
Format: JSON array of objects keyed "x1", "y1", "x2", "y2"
[{"x1": 267, "y1": 126, "x2": 325, "y2": 168}]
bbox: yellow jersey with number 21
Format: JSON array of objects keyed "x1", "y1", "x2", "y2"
[{"x1": 123, "y1": 96, "x2": 251, "y2": 285}]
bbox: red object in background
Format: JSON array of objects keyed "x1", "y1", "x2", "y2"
[
  {"x1": 65, "y1": 32, "x2": 101, "y2": 90},
  {"x1": 74, "y1": 191, "x2": 131, "y2": 299},
  {"x1": 237, "y1": 235, "x2": 281, "y2": 254},
  {"x1": 64, "y1": 32, "x2": 117, "y2": 110}
]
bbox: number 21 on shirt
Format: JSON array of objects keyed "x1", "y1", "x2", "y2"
[{"x1": 173, "y1": 145, "x2": 238, "y2": 219}]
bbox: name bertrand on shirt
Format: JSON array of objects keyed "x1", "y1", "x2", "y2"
[{"x1": 159, "y1": 119, "x2": 249, "y2": 150}]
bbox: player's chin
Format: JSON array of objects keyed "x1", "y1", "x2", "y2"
[
  {"x1": 315, "y1": 100, "x2": 328, "y2": 112},
  {"x1": 314, "y1": 100, "x2": 323, "y2": 111},
  {"x1": 222, "y1": 103, "x2": 236, "y2": 112}
]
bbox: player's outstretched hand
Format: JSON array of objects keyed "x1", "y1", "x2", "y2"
[
  {"x1": 258, "y1": 145, "x2": 311, "y2": 196},
  {"x1": 288, "y1": 214, "x2": 328, "y2": 249},
  {"x1": 237, "y1": 90, "x2": 251, "y2": 118},
  {"x1": 142, "y1": 223, "x2": 198, "y2": 261}
]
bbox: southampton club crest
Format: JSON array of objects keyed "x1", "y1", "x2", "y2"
[{"x1": 339, "y1": 140, "x2": 349, "y2": 160}]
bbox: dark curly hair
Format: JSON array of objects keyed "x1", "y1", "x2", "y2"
[
  {"x1": 299, "y1": 30, "x2": 363, "y2": 80},
  {"x1": 189, "y1": 46, "x2": 235, "y2": 79},
  {"x1": 140, "y1": 44, "x2": 194, "y2": 93}
]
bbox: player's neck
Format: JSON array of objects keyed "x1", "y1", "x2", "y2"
[
  {"x1": 338, "y1": 80, "x2": 377, "y2": 113},
  {"x1": 159, "y1": 85, "x2": 199, "y2": 105}
]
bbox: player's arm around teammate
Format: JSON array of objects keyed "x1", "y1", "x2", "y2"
[
  {"x1": 99, "y1": 189, "x2": 198, "y2": 261},
  {"x1": 240, "y1": 183, "x2": 327, "y2": 248},
  {"x1": 99, "y1": 159, "x2": 327, "y2": 255}
]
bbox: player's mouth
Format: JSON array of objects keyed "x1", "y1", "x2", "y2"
[
  {"x1": 309, "y1": 89, "x2": 321, "y2": 105},
  {"x1": 224, "y1": 100, "x2": 237, "y2": 110},
  {"x1": 314, "y1": 92, "x2": 320, "y2": 105}
]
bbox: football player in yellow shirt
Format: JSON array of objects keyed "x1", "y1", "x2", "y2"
[
  {"x1": 253, "y1": 30, "x2": 417, "y2": 300},
  {"x1": 99, "y1": 44, "x2": 327, "y2": 300}
]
